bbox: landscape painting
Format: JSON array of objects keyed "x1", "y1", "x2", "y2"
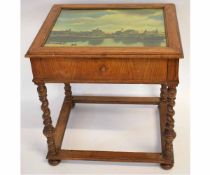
[{"x1": 44, "y1": 9, "x2": 167, "y2": 47}]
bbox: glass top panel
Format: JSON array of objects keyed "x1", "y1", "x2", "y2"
[{"x1": 44, "y1": 9, "x2": 167, "y2": 47}]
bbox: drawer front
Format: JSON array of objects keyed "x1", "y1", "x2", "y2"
[{"x1": 31, "y1": 58, "x2": 167, "y2": 83}]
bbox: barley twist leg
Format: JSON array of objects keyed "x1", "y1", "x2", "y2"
[
  {"x1": 33, "y1": 79, "x2": 60, "y2": 166},
  {"x1": 161, "y1": 84, "x2": 177, "y2": 170}
]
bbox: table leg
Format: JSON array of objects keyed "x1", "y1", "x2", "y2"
[
  {"x1": 65, "y1": 83, "x2": 75, "y2": 108},
  {"x1": 64, "y1": 83, "x2": 72, "y2": 100},
  {"x1": 161, "y1": 84, "x2": 177, "y2": 170},
  {"x1": 33, "y1": 79, "x2": 60, "y2": 166},
  {"x1": 159, "y1": 84, "x2": 167, "y2": 154},
  {"x1": 64, "y1": 83, "x2": 75, "y2": 108}
]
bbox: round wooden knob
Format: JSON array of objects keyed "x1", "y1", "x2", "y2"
[{"x1": 99, "y1": 65, "x2": 107, "y2": 72}]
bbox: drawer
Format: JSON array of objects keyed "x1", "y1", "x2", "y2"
[{"x1": 31, "y1": 58, "x2": 167, "y2": 83}]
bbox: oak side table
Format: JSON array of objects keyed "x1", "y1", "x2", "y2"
[{"x1": 26, "y1": 4, "x2": 183, "y2": 170}]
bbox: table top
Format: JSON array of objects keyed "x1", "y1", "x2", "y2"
[{"x1": 26, "y1": 4, "x2": 183, "y2": 59}]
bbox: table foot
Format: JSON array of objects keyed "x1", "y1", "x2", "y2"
[
  {"x1": 160, "y1": 163, "x2": 174, "y2": 170},
  {"x1": 48, "y1": 159, "x2": 61, "y2": 166}
]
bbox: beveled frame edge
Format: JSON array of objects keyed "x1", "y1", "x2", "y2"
[{"x1": 25, "y1": 3, "x2": 183, "y2": 59}]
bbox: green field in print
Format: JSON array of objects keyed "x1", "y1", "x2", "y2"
[{"x1": 45, "y1": 9, "x2": 167, "y2": 47}]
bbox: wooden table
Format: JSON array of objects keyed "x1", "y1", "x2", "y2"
[{"x1": 26, "y1": 4, "x2": 183, "y2": 170}]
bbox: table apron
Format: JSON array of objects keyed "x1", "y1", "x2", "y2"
[{"x1": 30, "y1": 58, "x2": 174, "y2": 83}]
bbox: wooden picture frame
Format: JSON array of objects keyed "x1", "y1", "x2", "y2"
[{"x1": 26, "y1": 4, "x2": 183, "y2": 59}]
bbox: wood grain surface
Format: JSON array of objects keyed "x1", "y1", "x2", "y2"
[{"x1": 30, "y1": 58, "x2": 168, "y2": 83}]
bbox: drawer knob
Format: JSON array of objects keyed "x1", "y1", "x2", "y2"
[{"x1": 99, "y1": 65, "x2": 107, "y2": 72}]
